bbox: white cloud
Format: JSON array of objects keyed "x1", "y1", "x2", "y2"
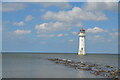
[
  {"x1": 86, "y1": 27, "x2": 108, "y2": 33},
  {"x1": 71, "y1": 32, "x2": 78, "y2": 35},
  {"x1": 35, "y1": 22, "x2": 69, "y2": 37},
  {"x1": 35, "y1": 22, "x2": 71, "y2": 33},
  {"x1": 42, "y1": 7, "x2": 108, "y2": 22},
  {"x1": 83, "y1": 2, "x2": 118, "y2": 11},
  {"x1": 94, "y1": 35, "x2": 106, "y2": 41},
  {"x1": 13, "y1": 21, "x2": 25, "y2": 26},
  {"x1": 2, "y1": 3, "x2": 26, "y2": 12},
  {"x1": 109, "y1": 32, "x2": 119, "y2": 38},
  {"x1": 39, "y1": 2, "x2": 117, "y2": 35},
  {"x1": 69, "y1": 39, "x2": 74, "y2": 42},
  {"x1": 3, "y1": 0, "x2": 69, "y2": 2},
  {"x1": 40, "y1": 9, "x2": 46, "y2": 12},
  {"x1": 86, "y1": 28, "x2": 118, "y2": 43},
  {"x1": 37, "y1": 34, "x2": 55, "y2": 37},
  {"x1": 87, "y1": 0, "x2": 118, "y2": 2},
  {"x1": 95, "y1": 35, "x2": 103, "y2": 38},
  {"x1": 57, "y1": 33, "x2": 68, "y2": 37},
  {"x1": 87, "y1": 35, "x2": 106, "y2": 43},
  {"x1": 37, "y1": 33, "x2": 68, "y2": 37},
  {"x1": 75, "y1": 23, "x2": 83, "y2": 27},
  {"x1": 25, "y1": 15, "x2": 34, "y2": 21},
  {"x1": 14, "y1": 29, "x2": 31, "y2": 35},
  {"x1": 3, "y1": 0, "x2": 118, "y2": 2}
]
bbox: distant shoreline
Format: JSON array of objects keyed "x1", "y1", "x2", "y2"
[{"x1": 1, "y1": 52, "x2": 119, "y2": 55}]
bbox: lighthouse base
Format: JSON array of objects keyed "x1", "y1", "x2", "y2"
[
  {"x1": 78, "y1": 54, "x2": 86, "y2": 56},
  {"x1": 78, "y1": 51, "x2": 86, "y2": 55}
]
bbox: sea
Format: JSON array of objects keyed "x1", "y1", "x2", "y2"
[{"x1": 1, "y1": 53, "x2": 119, "y2": 78}]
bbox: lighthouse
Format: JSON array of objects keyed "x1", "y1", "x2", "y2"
[{"x1": 78, "y1": 28, "x2": 86, "y2": 55}]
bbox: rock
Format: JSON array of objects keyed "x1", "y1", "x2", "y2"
[
  {"x1": 94, "y1": 72, "x2": 100, "y2": 75},
  {"x1": 106, "y1": 65, "x2": 114, "y2": 68},
  {"x1": 47, "y1": 58, "x2": 118, "y2": 78},
  {"x1": 81, "y1": 67, "x2": 91, "y2": 71},
  {"x1": 62, "y1": 59, "x2": 67, "y2": 61}
]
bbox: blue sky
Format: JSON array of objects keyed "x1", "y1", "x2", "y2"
[{"x1": 2, "y1": 2, "x2": 118, "y2": 54}]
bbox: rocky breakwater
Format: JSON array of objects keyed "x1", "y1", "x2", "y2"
[{"x1": 48, "y1": 58, "x2": 120, "y2": 78}]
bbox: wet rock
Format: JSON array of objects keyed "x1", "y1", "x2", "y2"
[
  {"x1": 106, "y1": 65, "x2": 114, "y2": 68},
  {"x1": 81, "y1": 67, "x2": 91, "y2": 71},
  {"x1": 47, "y1": 58, "x2": 119, "y2": 78}
]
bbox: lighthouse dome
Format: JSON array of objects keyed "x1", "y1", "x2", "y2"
[{"x1": 80, "y1": 28, "x2": 85, "y2": 31}]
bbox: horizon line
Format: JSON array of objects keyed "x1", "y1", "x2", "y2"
[{"x1": 0, "y1": 52, "x2": 118, "y2": 54}]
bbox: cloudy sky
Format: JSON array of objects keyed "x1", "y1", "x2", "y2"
[{"x1": 2, "y1": 2, "x2": 118, "y2": 54}]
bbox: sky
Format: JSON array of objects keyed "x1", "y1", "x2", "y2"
[
  {"x1": 2, "y1": 0, "x2": 119, "y2": 2},
  {"x1": 1, "y1": 2, "x2": 119, "y2": 54}
]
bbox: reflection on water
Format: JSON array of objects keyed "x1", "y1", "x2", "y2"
[{"x1": 2, "y1": 53, "x2": 118, "y2": 78}]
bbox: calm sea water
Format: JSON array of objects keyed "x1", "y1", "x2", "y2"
[{"x1": 2, "y1": 53, "x2": 118, "y2": 78}]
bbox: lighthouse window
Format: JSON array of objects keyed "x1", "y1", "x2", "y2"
[{"x1": 81, "y1": 48, "x2": 83, "y2": 50}]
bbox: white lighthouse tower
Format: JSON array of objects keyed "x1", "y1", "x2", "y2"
[{"x1": 78, "y1": 28, "x2": 86, "y2": 55}]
